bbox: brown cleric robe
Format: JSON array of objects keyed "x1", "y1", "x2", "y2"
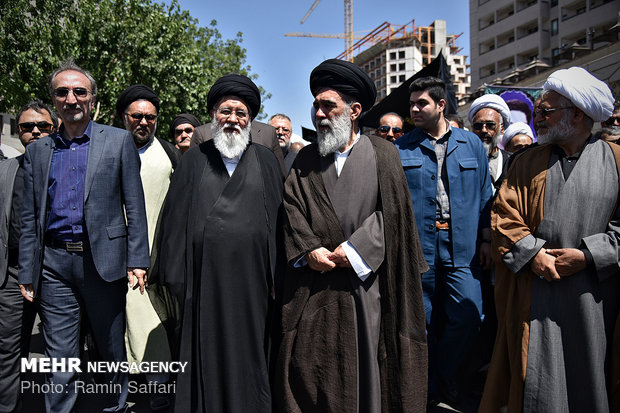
[
  {"x1": 480, "y1": 138, "x2": 620, "y2": 413},
  {"x1": 274, "y1": 134, "x2": 428, "y2": 413}
]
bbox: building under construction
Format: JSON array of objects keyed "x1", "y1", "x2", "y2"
[{"x1": 349, "y1": 20, "x2": 471, "y2": 104}]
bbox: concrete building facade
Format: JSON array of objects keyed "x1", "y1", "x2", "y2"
[
  {"x1": 353, "y1": 20, "x2": 471, "y2": 104},
  {"x1": 470, "y1": 0, "x2": 619, "y2": 91}
]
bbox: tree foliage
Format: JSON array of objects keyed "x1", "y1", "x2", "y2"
[{"x1": 0, "y1": 0, "x2": 268, "y2": 136}]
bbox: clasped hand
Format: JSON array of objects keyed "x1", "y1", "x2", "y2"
[
  {"x1": 531, "y1": 247, "x2": 586, "y2": 282},
  {"x1": 306, "y1": 246, "x2": 352, "y2": 272}
]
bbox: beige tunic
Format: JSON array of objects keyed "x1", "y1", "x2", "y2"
[{"x1": 125, "y1": 138, "x2": 173, "y2": 365}]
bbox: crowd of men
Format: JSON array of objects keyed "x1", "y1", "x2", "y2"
[{"x1": 0, "y1": 57, "x2": 619, "y2": 413}]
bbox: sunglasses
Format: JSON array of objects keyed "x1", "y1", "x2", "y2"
[
  {"x1": 126, "y1": 113, "x2": 157, "y2": 122},
  {"x1": 174, "y1": 127, "x2": 194, "y2": 135},
  {"x1": 19, "y1": 121, "x2": 54, "y2": 133},
  {"x1": 472, "y1": 121, "x2": 497, "y2": 130},
  {"x1": 603, "y1": 116, "x2": 620, "y2": 126},
  {"x1": 533, "y1": 106, "x2": 573, "y2": 118},
  {"x1": 53, "y1": 87, "x2": 90, "y2": 98},
  {"x1": 378, "y1": 126, "x2": 402, "y2": 134}
]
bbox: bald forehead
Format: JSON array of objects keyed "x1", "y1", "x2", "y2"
[{"x1": 379, "y1": 114, "x2": 403, "y2": 127}]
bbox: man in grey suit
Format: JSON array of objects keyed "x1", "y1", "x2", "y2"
[{"x1": 18, "y1": 60, "x2": 150, "y2": 413}]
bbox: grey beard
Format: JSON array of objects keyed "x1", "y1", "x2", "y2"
[
  {"x1": 212, "y1": 121, "x2": 251, "y2": 159},
  {"x1": 315, "y1": 111, "x2": 352, "y2": 157},
  {"x1": 602, "y1": 126, "x2": 620, "y2": 137},
  {"x1": 483, "y1": 134, "x2": 501, "y2": 156},
  {"x1": 537, "y1": 115, "x2": 572, "y2": 145}
]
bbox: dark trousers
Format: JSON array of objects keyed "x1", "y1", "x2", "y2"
[
  {"x1": 39, "y1": 245, "x2": 128, "y2": 413},
  {"x1": 0, "y1": 274, "x2": 36, "y2": 413},
  {"x1": 422, "y1": 228, "x2": 483, "y2": 399}
]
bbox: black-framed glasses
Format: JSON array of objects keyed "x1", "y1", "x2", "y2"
[
  {"x1": 126, "y1": 113, "x2": 157, "y2": 122},
  {"x1": 19, "y1": 121, "x2": 54, "y2": 133},
  {"x1": 378, "y1": 125, "x2": 402, "y2": 134},
  {"x1": 534, "y1": 106, "x2": 573, "y2": 118},
  {"x1": 472, "y1": 121, "x2": 497, "y2": 130},
  {"x1": 174, "y1": 127, "x2": 194, "y2": 135},
  {"x1": 53, "y1": 87, "x2": 90, "y2": 98}
]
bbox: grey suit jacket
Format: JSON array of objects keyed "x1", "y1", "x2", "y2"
[
  {"x1": 18, "y1": 122, "x2": 150, "y2": 293},
  {"x1": 0, "y1": 158, "x2": 20, "y2": 284},
  {"x1": 191, "y1": 120, "x2": 286, "y2": 175}
]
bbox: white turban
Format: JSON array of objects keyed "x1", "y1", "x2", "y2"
[
  {"x1": 468, "y1": 94, "x2": 511, "y2": 126},
  {"x1": 544, "y1": 66, "x2": 614, "y2": 122},
  {"x1": 502, "y1": 122, "x2": 534, "y2": 147}
]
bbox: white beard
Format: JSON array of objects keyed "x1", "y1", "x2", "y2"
[
  {"x1": 212, "y1": 120, "x2": 251, "y2": 159},
  {"x1": 315, "y1": 111, "x2": 352, "y2": 157},
  {"x1": 537, "y1": 114, "x2": 572, "y2": 145}
]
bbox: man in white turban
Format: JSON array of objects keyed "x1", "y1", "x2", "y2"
[
  {"x1": 468, "y1": 94, "x2": 511, "y2": 192},
  {"x1": 480, "y1": 67, "x2": 620, "y2": 412},
  {"x1": 501, "y1": 121, "x2": 534, "y2": 153}
]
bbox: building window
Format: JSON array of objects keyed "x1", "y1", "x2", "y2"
[
  {"x1": 551, "y1": 19, "x2": 558, "y2": 36},
  {"x1": 550, "y1": 0, "x2": 558, "y2": 6},
  {"x1": 399, "y1": 63, "x2": 406, "y2": 71},
  {"x1": 398, "y1": 51, "x2": 405, "y2": 59},
  {"x1": 390, "y1": 52, "x2": 396, "y2": 60},
  {"x1": 390, "y1": 64, "x2": 397, "y2": 71},
  {"x1": 399, "y1": 74, "x2": 406, "y2": 82},
  {"x1": 391, "y1": 76, "x2": 397, "y2": 83}
]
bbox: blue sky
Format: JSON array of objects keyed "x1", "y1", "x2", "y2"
[{"x1": 173, "y1": 0, "x2": 470, "y2": 135}]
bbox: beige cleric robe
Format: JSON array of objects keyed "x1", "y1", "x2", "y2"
[
  {"x1": 125, "y1": 138, "x2": 173, "y2": 365},
  {"x1": 480, "y1": 140, "x2": 620, "y2": 413}
]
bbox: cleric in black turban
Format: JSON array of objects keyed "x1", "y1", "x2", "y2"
[
  {"x1": 309, "y1": 58, "x2": 377, "y2": 111},
  {"x1": 115, "y1": 84, "x2": 160, "y2": 120},
  {"x1": 169, "y1": 113, "x2": 201, "y2": 140},
  {"x1": 207, "y1": 74, "x2": 261, "y2": 119}
]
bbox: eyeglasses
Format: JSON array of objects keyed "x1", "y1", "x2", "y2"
[
  {"x1": 126, "y1": 113, "x2": 157, "y2": 122},
  {"x1": 274, "y1": 126, "x2": 291, "y2": 133},
  {"x1": 53, "y1": 87, "x2": 90, "y2": 98},
  {"x1": 174, "y1": 127, "x2": 194, "y2": 135},
  {"x1": 603, "y1": 116, "x2": 620, "y2": 126},
  {"x1": 217, "y1": 108, "x2": 249, "y2": 120},
  {"x1": 472, "y1": 121, "x2": 497, "y2": 130},
  {"x1": 378, "y1": 125, "x2": 402, "y2": 134},
  {"x1": 533, "y1": 106, "x2": 573, "y2": 118},
  {"x1": 19, "y1": 121, "x2": 54, "y2": 133}
]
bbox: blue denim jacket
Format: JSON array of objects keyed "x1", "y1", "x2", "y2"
[{"x1": 395, "y1": 126, "x2": 493, "y2": 267}]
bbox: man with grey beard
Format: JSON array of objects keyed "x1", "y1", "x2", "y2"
[
  {"x1": 275, "y1": 59, "x2": 428, "y2": 413},
  {"x1": 595, "y1": 100, "x2": 620, "y2": 143},
  {"x1": 150, "y1": 74, "x2": 282, "y2": 413},
  {"x1": 481, "y1": 67, "x2": 620, "y2": 413},
  {"x1": 468, "y1": 94, "x2": 512, "y2": 193}
]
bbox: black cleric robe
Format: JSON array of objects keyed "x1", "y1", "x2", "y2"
[
  {"x1": 150, "y1": 139, "x2": 283, "y2": 413},
  {"x1": 274, "y1": 134, "x2": 429, "y2": 413}
]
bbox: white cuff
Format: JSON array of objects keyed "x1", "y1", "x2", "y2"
[{"x1": 341, "y1": 241, "x2": 372, "y2": 281}]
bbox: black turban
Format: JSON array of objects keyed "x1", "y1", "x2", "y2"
[
  {"x1": 310, "y1": 59, "x2": 377, "y2": 111},
  {"x1": 207, "y1": 74, "x2": 261, "y2": 119},
  {"x1": 169, "y1": 113, "x2": 202, "y2": 139},
  {"x1": 115, "y1": 84, "x2": 160, "y2": 120}
]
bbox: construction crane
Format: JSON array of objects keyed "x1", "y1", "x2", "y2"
[
  {"x1": 284, "y1": 32, "x2": 365, "y2": 40},
  {"x1": 292, "y1": 0, "x2": 355, "y2": 61}
]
